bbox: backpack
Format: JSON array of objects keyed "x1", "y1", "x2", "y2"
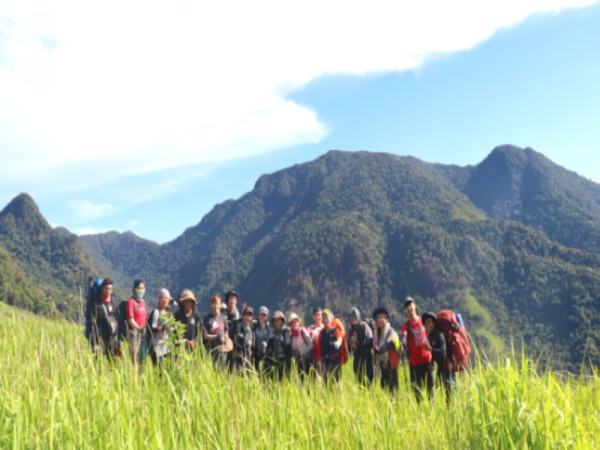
[
  {"x1": 84, "y1": 278, "x2": 104, "y2": 340},
  {"x1": 331, "y1": 318, "x2": 349, "y2": 365},
  {"x1": 436, "y1": 310, "x2": 471, "y2": 371}
]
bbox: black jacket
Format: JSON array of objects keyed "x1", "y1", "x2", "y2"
[
  {"x1": 231, "y1": 320, "x2": 255, "y2": 364},
  {"x1": 347, "y1": 308, "x2": 373, "y2": 357},
  {"x1": 90, "y1": 297, "x2": 119, "y2": 339},
  {"x1": 174, "y1": 309, "x2": 202, "y2": 344}
]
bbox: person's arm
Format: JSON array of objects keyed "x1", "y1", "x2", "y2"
[
  {"x1": 193, "y1": 312, "x2": 202, "y2": 345},
  {"x1": 126, "y1": 299, "x2": 142, "y2": 330},
  {"x1": 150, "y1": 309, "x2": 160, "y2": 332},
  {"x1": 300, "y1": 328, "x2": 314, "y2": 357}
]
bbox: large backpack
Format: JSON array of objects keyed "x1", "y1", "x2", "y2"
[
  {"x1": 84, "y1": 278, "x2": 104, "y2": 340},
  {"x1": 436, "y1": 310, "x2": 471, "y2": 371}
]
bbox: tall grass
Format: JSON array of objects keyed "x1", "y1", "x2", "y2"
[{"x1": 0, "y1": 302, "x2": 598, "y2": 449}]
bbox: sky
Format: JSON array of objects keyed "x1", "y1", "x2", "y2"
[{"x1": 1, "y1": 0, "x2": 599, "y2": 243}]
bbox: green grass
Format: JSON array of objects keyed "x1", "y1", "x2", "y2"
[{"x1": 0, "y1": 302, "x2": 598, "y2": 449}]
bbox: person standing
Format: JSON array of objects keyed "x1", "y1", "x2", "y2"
[
  {"x1": 267, "y1": 310, "x2": 291, "y2": 380},
  {"x1": 147, "y1": 288, "x2": 172, "y2": 367},
  {"x1": 174, "y1": 290, "x2": 202, "y2": 353},
  {"x1": 231, "y1": 307, "x2": 255, "y2": 375},
  {"x1": 224, "y1": 291, "x2": 241, "y2": 371},
  {"x1": 372, "y1": 307, "x2": 401, "y2": 392},
  {"x1": 348, "y1": 307, "x2": 374, "y2": 385},
  {"x1": 88, "y1": 278, "x2": 119, "y2": 359},
  {"x1": 315, "y1": 309, "x2": 345, "y2": 384},
  {"x1": 401, "y1": 298, "x2": 433, "y2": 402},
  {"x1": 125, "y1": 279, "x2": 148, "y2": 364},
  {"x1": 422, "y1": 312, "x2": 454, "y2": 404},
  {"x1": 203, "y1": 295, "x2": 229, "y2": 369},
  {"x1": 288, "y1": 312, "x2": 314, "y2": 379},
  {"x1": 252, "y1": 306, "x2": 272, "y2": 374},
  {"x1": 306, "y1": 308, "x2": 324, "y2": 376}
]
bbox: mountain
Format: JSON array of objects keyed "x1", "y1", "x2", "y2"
[
  {"x1": 435, "y1": 145, "x2": 600, "y2": 253},
  {"x1": 83, "y1": 148, "x2": 600, "y2": 369},
  {"x1": 80, "y1": 231, "x2": 160, "y2": 296},
  {"x1": 0, "y1": 193, "x2": 101, "y2": 320}
]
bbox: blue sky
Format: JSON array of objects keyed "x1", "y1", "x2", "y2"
[{"x1": 1, "y1": 1, "x2": 599, "y2": 243}]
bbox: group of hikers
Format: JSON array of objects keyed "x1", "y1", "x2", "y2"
[{"x1": 86, "y1": 277, "x2": 471, "y2": 402}]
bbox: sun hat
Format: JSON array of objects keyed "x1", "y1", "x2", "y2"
[{"x1": 179, "y1": 289, "x2": 197, "y2": 305}]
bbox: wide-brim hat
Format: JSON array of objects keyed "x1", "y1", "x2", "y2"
[
  {"x1": 288, "y1": 312, "x2": 301, "y2": 326},
  {"x1": 179, "y1": 289, "x2": 197, "y2": 305},
  {"x1": 422, "y1": 312, "x2": 437, "y2": 325},
  {"x1": 372, "y1": 307, "x2": 389, "y2": 320}
]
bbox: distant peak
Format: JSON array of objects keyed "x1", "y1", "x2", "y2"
[{"x1": 0, "y1": 193, "x2": 42, "y2": 219}]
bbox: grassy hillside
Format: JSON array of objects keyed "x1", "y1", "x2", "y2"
[{"x1": 0, "y1": 302, "x2": 597, "y2": 448}]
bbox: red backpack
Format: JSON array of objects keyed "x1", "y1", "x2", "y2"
[{"x1": 436, "y1": 310, "x2": 471, "y2": 371}]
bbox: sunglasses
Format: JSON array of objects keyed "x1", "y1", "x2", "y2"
[{"x1": 349, "y1": 314, "x2": 358, "y2": 320}]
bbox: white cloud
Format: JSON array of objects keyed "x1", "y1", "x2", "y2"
[
  {"x1": 0, "y1": 0, "x2": 596, "y2": 186},
  {"x1": 128, "y1": 220, "x2": 139, "y2": 227},
  {"x1": 69, "y1": 200, "x2": 115, "y2": 220}
]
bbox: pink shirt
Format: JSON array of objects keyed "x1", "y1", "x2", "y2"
[{"x1": 126, "y1": 298, "x2": 147, "y2": 328}]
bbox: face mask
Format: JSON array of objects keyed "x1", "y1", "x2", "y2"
[{"x1": 134, "y1": 289, "x2": 145, "y2": 299}]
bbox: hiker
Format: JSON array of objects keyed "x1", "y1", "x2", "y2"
[
  {"x1": 315, "y1": 309, "x2": 346, "y2": 384},
  {"x1": 87, "y1": 278, "x2": 119, "y2": 358},
  {"x1": 125, "y1": 279, "x2": 148, "y2": 364},
  {"x1": 252, "y1": 306, "x2": 272, "y2": 374},
  {"x1": 147, "y1": 288, "x2": 172, "y2": 367},
  {"x1": 348, "y1": 307, "x2": 374, "y2": 385},
  {"x1": 422, "y1": 311, "x2": 454, "y2": 403},
  {"x1": 288, "y1": 312, "x2": 314, "y2": 379},
  {"x1": 231, "y1": 306, "x2": 255, "y2": 375},
  {"x1": 372, "y1": 307, "x2": 401, "y2": 392},
  {"x1": 203, "y1": 294, "x2": 229, "y2": 369},
  {"x1": 306, "y1": 308, "x2": 324, "y2": 375},
  {"x1": 173, "y1": 289, "x2": 202, "y2": 353},
  {"x1": 224, "y1": 291, "x2": 241, "y2": 371},
  {"x1": 401, "y1": 298, "x2": 433, "y2": 402},
  {"x1": 266, "y1": 310, "x2": 291, "y2": 380}
]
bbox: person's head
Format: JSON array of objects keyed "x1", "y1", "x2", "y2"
[
  {"x1": 242, "y1": 307, "x2": 254, "y2": 325},
  {"x1": 349, "y1": 308, "x2": 360, "y2": 327},
  {"x1": 210, "y1": 295, "x2": 222, "y2": 313},
  {"x1": 404, "y1": 297, "x2": 417, "y2": 317},
  {"x1": 313, "y1": 308, "x2": 322, "y2": 326},
  {"x1": 373, "y1": 307, "x2": 389, "y2": 328},
  {"x1": 179, "y1": 289, "x2": 197, "y2": 312},
  {"x1": 225, "y1": 291, "x2": 238, "y2": 311},
  {"x1": 271, "y1": 311, "x2": 285, "y2": 329},
  {"x1": 133, "y1": 279, "x2": 145, "y2": 300},
  {"x1": 158, "y1": 288, "x2": 171, "y2": 311},
  {"x1": 100, "y1": 278, "x2": 113, "y2": 297},
  {"x1": 258, "y1": 306, "x2": 269, "y2": 324},
  {"x1": 288, "y1": 312, "x2": 301, "y2": 329},
  {"x1": 322, "y1": 309, "x2": 333, "y2": 329},
  {"x1": 422, "y1": 312, "x2": 437, "y2": 333}
]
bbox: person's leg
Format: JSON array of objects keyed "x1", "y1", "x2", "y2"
[
  {"x1": 354, "y1": 356, "x2": 362, "y2": 383},
  {"x1": 365, "y1": 354, "x2": 374, "y2": 385},
  {"x1": 410, "y1": 364, "x2": 424, "y2": 403},
  {"x1": 425, "y1": 364, "x2": 434, "y2": 401}
]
